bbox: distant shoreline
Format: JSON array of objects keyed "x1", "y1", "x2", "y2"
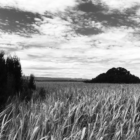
[
  {"x1": 35, "y1": 80, "x2": 84, "y2": 82},
  {"x1": 35, "y1": 77, "x2": 88, "y2": 82}
]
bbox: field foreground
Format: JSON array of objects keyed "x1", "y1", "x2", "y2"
[{"x1": 1, "y1": 82, "x2": 140, "y2": 140}]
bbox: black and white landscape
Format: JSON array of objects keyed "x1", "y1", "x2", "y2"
[{"x1": 1, "y1": 0, "x2": 140, "y2": 140}]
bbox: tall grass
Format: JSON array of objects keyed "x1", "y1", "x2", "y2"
[{"x1": 1, "y1": 83, "x2": 140, "y2": 140}]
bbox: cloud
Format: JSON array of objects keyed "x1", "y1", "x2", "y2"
[
  {"x1": 0, "y1": 0, "x2": 76, "y2": 14},
  {"x1": 0, "y1": 7, "x2": 45, "y2": 37},
  {"x1": 1, "y1": 0, "x2": 140, "y2": 78},
  {"x1": 1, "y1": 25, "x2": 140, "y2": 78},
  {"x1": 101, "y1": 0, "x2": 140, "y2": 11},
  {"x1": 57, "y1": 0, "x2": 140, "y2": 36},
  {"x1": 1, "y1": 0, "x2": 140, "y2": 37},
  {"x1": 0, "y1": 1, "x2": 76, "y2": 37},
  {"x1": 76, "y1": 27, "x2": 103, "y2": 35},
  {"x1": 6, "y1": 27, "x2": 139, "y2": 78}
]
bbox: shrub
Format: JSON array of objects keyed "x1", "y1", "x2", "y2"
[
  {"x1": 28, "y1": 74, "x2": 36, "y2": 90},
  {"x1": 38, "y1": 87, "x2": 46, "y2": 100},
  {"x1": 20, "y1": 75, "x2": 36, "y2": 101}
]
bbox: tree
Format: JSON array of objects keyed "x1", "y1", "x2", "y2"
[
  {"x1": 86, "y1": 67, "x2": 140, "y2": 84},
  {"x1": 0, "y1": 51, "x2": 23, "y2": 108},
  {"x1": 0, "y1": 51, "x2": 7, "y2": 106},
  {"x1": 0, "y1": 51, "x2": 38, "y2": 108},
  {"x1": 20, "y1": 74, "x2": 36, "y2": 101},
  {"x1": 28, "y1": 74, "x2": 36, "y2": 90},
  {"x1": 6, "y1": 55, "x2": 22, "y2": 95}
]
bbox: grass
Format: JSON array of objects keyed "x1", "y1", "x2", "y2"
[{"x1": 1, "y1": 82, "x2": 140, "y2": 140}]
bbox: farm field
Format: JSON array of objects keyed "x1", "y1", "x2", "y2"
[{"x1": 1, "y1": 82, "x2": 140, "y2": 140}]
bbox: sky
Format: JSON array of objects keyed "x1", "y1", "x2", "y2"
[{"x1": 0, "y1": 0, "x2": 140, "y2": 79}]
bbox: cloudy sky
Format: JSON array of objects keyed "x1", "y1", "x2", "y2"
[{"x1": 0, "y1": 0, "x2": 140, "y2": 79}]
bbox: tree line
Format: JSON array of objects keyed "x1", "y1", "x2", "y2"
[{"x1": 0, "y1": 51, "x2": 36, "y2": 108}]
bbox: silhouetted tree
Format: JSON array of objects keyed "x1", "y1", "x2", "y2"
[
  {"x1": 86, "y1": 67, "x2": 140, "y2": 84},
  {"x1": 0, "y1": 51, "x2": 7, "y2": 106},
  {"x1": 20, "y1": 74, "x2": 36, "y2": 101},
  {"x1": 6, "y1": 55, "x2": 22, "y2": 96},
  {"x1": 28, "y1": 74, "x2": 36, "y2": 90},
  {"x1": 0, "y1": 51, "x2": 37, "y2": 108},
  {"x1": 0, "y1": 51, "x2": 23, "y2": 108}
]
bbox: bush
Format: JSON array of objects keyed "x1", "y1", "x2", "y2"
[
  {"x1": 20, "y1": 75, "x2": 36, "y2": 101},
  {"x1": 28, "y1": 74, "x2": 36, "y2": 90},
  {"x1": 38, "y1": 87, "x2": 46, "y2": 100},
  {"x1": 32, "y1": 87, "x2": 46, "y2": 101}
]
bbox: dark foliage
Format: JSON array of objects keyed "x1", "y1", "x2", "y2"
[
  {"x1": 0, "y1": 51, "x2": 7, "y2": 108},
  {"x1": 0, "y1": 52, "x2": 22, "y2": 107},
  {"x1": 20, "y1": 75, "x2": 36, "y2": 101},
  {"x1": 38, "y1": 87, "x2": 46, "y2": 100},
  {"x1": 6, "y1": 55, "x2": 22, "y2": 95},
  {"x1": 0, "y1": 51, "x2": 36, "y2": 109},
  {"x1": 85, "y1": 67, "x2": 140, "y2": 83},
  {"x1": 28, "y1": 74, "x2": 36, "y2": 90}
]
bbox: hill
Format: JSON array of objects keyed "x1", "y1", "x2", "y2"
[{"x1": 85, "y1": 67, "x2": 140, "y2": 83}]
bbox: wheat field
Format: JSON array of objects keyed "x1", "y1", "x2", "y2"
[{"x1": 1, "y1": 82, "x2": 140, "y2": 140}]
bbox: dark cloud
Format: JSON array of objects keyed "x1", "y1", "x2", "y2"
[
  {"x1": 0, "y1": 7, "x2": 52, "y2": 37},
  {"x1": 76, "y1": 27, "x2": 102, "y2": 35},
  {"x1": 57, "y1": 0, "x2": 140, "y2": 36},
  {"x1": 77, "y1": 0, "x2": 106, "y2": 13}
]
